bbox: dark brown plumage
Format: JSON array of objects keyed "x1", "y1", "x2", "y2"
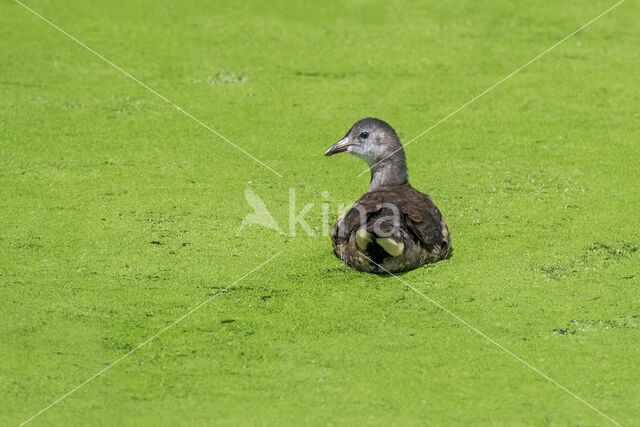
[{"x1": 325, "y1": 118, "x2": 450, "y2": 273}]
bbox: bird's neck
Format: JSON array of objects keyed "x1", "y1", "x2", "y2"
[{"x1": 368, "y1": 154, "x2": 408, "y2": 191}]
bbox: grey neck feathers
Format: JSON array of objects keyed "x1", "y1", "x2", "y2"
[{"x1": 368, "y1": 151, "x2": 408, "y2": 191}]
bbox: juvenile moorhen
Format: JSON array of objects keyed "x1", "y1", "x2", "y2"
[{"x1": 325, "y1": 118, "x2": 450, "y2": 273}]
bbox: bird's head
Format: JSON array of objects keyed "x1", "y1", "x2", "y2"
[{"x1": 324, "y1": 118, "x2": 404, "y2": 167}]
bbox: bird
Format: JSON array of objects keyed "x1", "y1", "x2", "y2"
[{"x1": 325, "y1": 118, "x2": 450, "y2": 274}]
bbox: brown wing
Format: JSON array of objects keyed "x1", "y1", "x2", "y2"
[
  {"x1": 333, "y1": 184, "x2": 449, "y2": 250},
  {"x1": 332, "y1": 194, "x2": 382, "y2": 245},
  {"x1": 331, "y1": 184, "x2": 451, "y2": 269},
  {"x1": 401, "y1": 189, "x2": 447, "y2": 246}
]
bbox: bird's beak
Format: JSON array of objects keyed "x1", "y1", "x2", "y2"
[{"x1": 324, "y1": 137, "x2": 350, "y2": 156}]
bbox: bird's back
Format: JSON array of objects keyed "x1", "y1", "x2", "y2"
[{"x1": 331, "y1": 184, "x2": 450, "y2": 273}]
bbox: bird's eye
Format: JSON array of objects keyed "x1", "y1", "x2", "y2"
[{"x1": 359, "y1": 131, "x2": 369, "y2": 139}]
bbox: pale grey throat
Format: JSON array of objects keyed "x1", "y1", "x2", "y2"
[{"x1": 367, "y1": 150, "x2": 408, "y2": 191}]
